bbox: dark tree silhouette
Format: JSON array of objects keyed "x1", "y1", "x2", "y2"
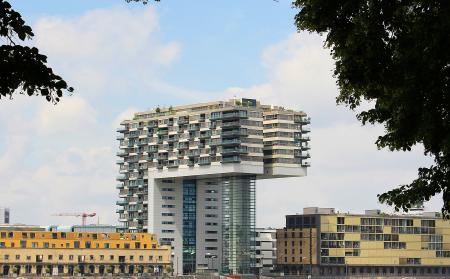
[
  {"x1": 0, "y1": 0, "x2": 73, "y2": 103},
  {"x1": 293, "y1": 0, "x2": 450, "y2": 215}
]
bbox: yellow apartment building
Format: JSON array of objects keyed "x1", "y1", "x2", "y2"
[
  {"x1": 0, "y1": 230, "x2": 171, "y2": 276},
  {"x1": 277, "y1": 207, "x2": 450, "y2": 277}
]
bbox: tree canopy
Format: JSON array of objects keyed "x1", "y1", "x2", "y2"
[
  {"x1": 293, "y1": 0, "x2": 450, "y2": 215},
  {"x1": 0, "y1": 0, "x2": 72, "y2": 103}
]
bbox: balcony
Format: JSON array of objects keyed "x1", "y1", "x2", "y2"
[
  {"x1": 177, "y1": 118, "x2": 189, "y2": 125},
  {"x1": 188, "y1": 125, "x2": 199, "y2": 131},
  {"x1": 116, "y1": 150, "x2": 128, "y2": 157},
  {"x1": 295, "y1": 151, "x2": 311, "y2": 159},
  {"x1": 212, "y1": 110, "x2": 248, "y2": 120},
  {"x1": 302, "y1": 126, "x2": 311, "y2": 133},
  {"x1": 167, "y1": 161, "x2": 180, "y2": 168},
  {"x1": 167, "y1": 136, "x2": 178, "y2": 142},
  {"x1": 199, "y1": 132, "x2": 212, "y2": 139},
  {"x1": 157, "y1": 129, "x2": 168, "y2": 136},
  {"x1": 116, "y1": 134, "x2": 124, "y2": 140},
  {"x1": 221, "y1": 121, "x2": 241, "y2": 128},
  {"x1": 116, "y1": 200, "x2": 127, "y2": 206},
  {"x1": 198, "y1": 157, "x2": 211, "y2": 165},
  {"x1": 301, "y1": 161, "x2": 311, "y2": 167},
  {"x1": 299, "y1": 135, "x2": 310, "y2": 141},
  {"x1": 187, "y1": 150, "x2": 200, "y2": 157},
  {"x1": 221, "y1": 129, "x2": 247, "y2": 138},
  {"x1": 116, "y1": 126, "x2": 127, "y2": 133},
  {"x1": 147, "y1": 121, "x2": 158, "y2": 128},
  {"x1": 301, "y1": 142, "x2": 311, "y2": 150},
  {"x1": 221, "y1": 147, "x2": 248, "y2": 155},
  {"x1": 177, "y1": 143, "x2": 189, "y2": 150},
  {"x1": 220, "y1": 139, "x2": 241, "y2": 146},
  {"x1": 301, "y1": 116, "x2": 311, "y2": 125},
  {"x1": 221, "y1": 156, "x2": 241, "y2": 163},
  {"x1": 116, "y1": 184, "x2": 124, "y2": 189},
  {"x1": 137, "y1": 139, "x2": 148, "y2": 146},
  {"x1": 116, "y1": 174, "x2": 126, "y2": 181}
]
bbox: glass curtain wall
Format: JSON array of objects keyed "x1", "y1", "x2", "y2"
[
  {"x1": 183, "y1": 179, "x2": 196, "y2": 274},
  {"x1": 222, "y1": 175, "x2": 256, "y2": 274}
]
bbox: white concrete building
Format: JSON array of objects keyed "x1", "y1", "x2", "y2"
[
  {"x1": 254, "y1": 228, "x2": 277, "y2": 274},
  {"x1": 0, "y1": 207, "x2": 9, "y2": 224},
  {"x1": 115, "y1": 98, "x2": 310, "y2": 274}
]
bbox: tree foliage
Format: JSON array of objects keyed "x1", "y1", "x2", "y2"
[
  {"x1": 293, "y1": 0, "x2": 450, "y2": 215},
  {"x1": 0, "y1": 0, "x2": 72, "y2": 103}
]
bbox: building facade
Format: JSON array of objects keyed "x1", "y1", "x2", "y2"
[
  {"x1": 116, "y1": 98, "x2": 310, "y2": 274},
  {"x1": 0, "y1": 208, "x2": 10, "y2": 224},
  {"x1": 277, "y1": 207, "x2": 450, "y2": 277},
  {"x1": 254, "y1": 228, "x2": 277, "y2": 275},
  {"x1": 0, "y1": 230, "x2": 171, "y2": 276}
]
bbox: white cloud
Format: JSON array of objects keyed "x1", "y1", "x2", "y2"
[
  {"x1": 230, "y1": 32, "x2": 347, "y2": 127},
  {"x1": 0, "y1": 6, "x2": 182, "y2": 226},
  {"x1": 226, "y1": 32, "x2": 437, "y2": 228},
  {"x1": 33, "y1": 6, "x2": 181, "y2": 99},
  {"x1": 35, "y1": 97, "x2": 97, "y2": 135}
]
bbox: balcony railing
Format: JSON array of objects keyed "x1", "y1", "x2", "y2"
[
  {"x1": 295, "y1": 151, "x2": 311, "y2": 159},
  {"x1": 116, "y1": 200, "x2": 127, "y2": 206},
  {"x1": 221, "y1": 147, "x2": 248, "y2": 154},
  {"x1": 300, "y1": 135, "x2": 310, "y2": 141},
  {"x1": 221, "y1": 156, "x2": 241, "y2": 163},
  {"x1": 116, "y1": 127, "x2": 127, "y2": 133},
  {"x1": 116, "y1": 150, "x2": 128, "y2": 156},
  {"x1": 198, "y1": 158, "x2": 211, "y2": 165},
  {"x1": 220, "y1": 139, "x2": 241, "y2": 146},
  {"x1": 221, "y1": 129, "x2": 247, "y2": 137},
  {"x1": 167, "y1": 161, "x2": 180, "y2": 168}
]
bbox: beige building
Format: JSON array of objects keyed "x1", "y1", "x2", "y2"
[
  {"x1": 0, "y1": 230, "x2": 171, "y2": 276},
  {"x1": 277, "y1": 207, "x2": 450, "y2": 277}
]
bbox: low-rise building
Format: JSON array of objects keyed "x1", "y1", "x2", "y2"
[
  {"x1": 254, "y1": 228, "x2": 277, "y2": 274},
  {"x1": 0, "y1": 230, "x2": 171, "y2": 276},
  {"x1": 277, "y1": 207, "x2": 450, "y2": 277}
]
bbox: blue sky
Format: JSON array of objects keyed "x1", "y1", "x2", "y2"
[
  {"x1": 12, "y1": 0, "x2": 297, "y2": 93},
  {"x1": 1, "y1": 0, "x2": 437, "y2": 227}
]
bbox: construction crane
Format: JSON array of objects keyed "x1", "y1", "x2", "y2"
[{"x1": 52, "y1": 212, "x2": 96, "y2": 226}]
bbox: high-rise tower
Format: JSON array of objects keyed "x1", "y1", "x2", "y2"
[{"x1": 116, "y1": 99, "x2": 310, "y2": 274}]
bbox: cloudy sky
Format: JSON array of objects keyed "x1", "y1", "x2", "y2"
[{"x1": 1, "y1": 0, "x2": 437, "y2": 227}]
